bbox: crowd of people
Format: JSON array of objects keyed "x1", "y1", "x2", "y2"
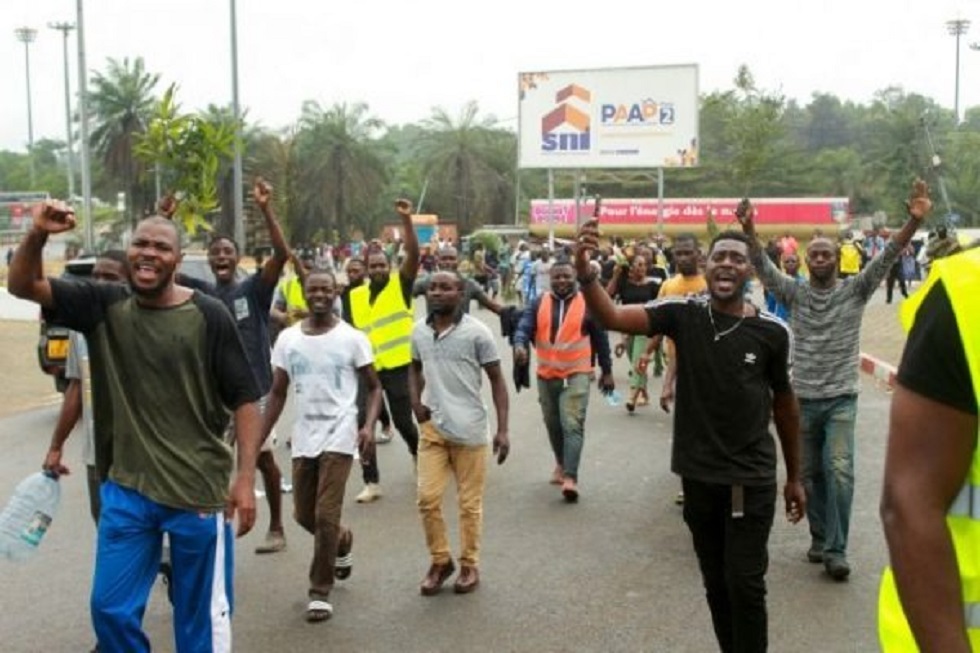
[{"x1": 5, "y1": 175, "x2": 979, "y2": 652}]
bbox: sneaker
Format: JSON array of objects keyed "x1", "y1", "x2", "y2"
[
  {"x1": 375, "y1": 427, "x2": 393, "y2": 444},
  {"x1": 807, "y1": 544, "x2": 824, "y2": 564},
  {"x1": 280, "y1": 480, "x2": 293, "y2": 494},
  {"x1": 825, "y1": 558, "x2": 851, "y2": 582},
  {"x1": 335, "y1": 529, "x2": 354, "y2": 580},
  {"x1": 356, "y1": 483, "x2": 382, "y2": 503},
  {"x1": 674, "y1": 491, "x2": 685, "y2": 506},
  {"x1": 254, "y1": 488, "x2": 266, "y2": 499},
  {"x1": 255, "y1": 530, "x2": 287, "y2": 554}
]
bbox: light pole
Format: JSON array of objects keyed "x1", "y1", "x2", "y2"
[
  {"x1": 230, "y1": 0, "x2": 245, "y2": 252},
  {"x1": 14, "y1": 26, "x2": 38, "y2": 189},
  {"x1": 49, "y1": 21, "x2": 76, "y2": 200},
  {"x1": 76, "y1": 0, "x2": 95, "y2": 252},
  {"x1": 947, "y1": 19, "x2": 971, "y2": 123}
]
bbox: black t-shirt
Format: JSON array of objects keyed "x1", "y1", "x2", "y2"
[
  {"x1": 645, "y1": 296, "x2": 793, "y2": 485},
  {"x1": 183, "y1": 272, "x2": 275, "y2": 394},
  {"x1": 615, "y1": 277, "x2": 661, "y2": 305},
  {"x1": 897, "y1": 280, "x2": 977, "y2": 415}
]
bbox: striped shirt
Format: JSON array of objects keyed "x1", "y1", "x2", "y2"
[{"x1": 755, "y1": 240, "x2": 900, "y2": 399}]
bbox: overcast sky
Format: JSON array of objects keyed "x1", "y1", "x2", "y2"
[{"x1": 2, "y1": 0, "x2": 980, "y2": 154}]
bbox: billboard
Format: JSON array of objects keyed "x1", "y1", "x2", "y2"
[
  {"x1": 530, "y1": 197, "x2": 850, "y2": 227},
  {"x1": 518, "y1": 65, "x2": 699, "y2": 169}
]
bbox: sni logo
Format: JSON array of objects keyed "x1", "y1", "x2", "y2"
[{"x1": 541, "y1": 84, "x2": 591, "y2": 153}]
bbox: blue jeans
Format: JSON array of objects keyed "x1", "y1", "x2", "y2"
[
  {"x1": 537, "y1": 373, "x2": 591, "y2": 481},
  {"x1": 800, "y1": 395, "x2": 857, "y2": 562}
]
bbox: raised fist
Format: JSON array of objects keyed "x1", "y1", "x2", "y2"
[
  {"x1": 32, "y1": 201, "x2": 76, "y2": 234},
  {"x1": 906, "y1": 178, "x2": 932, "y2": 221},
  {"x1": 394, "y1": 199, "x2": 413, "y2": 218},
  {"x1": 157, "y1": 192, "x2": 178, "y2": 219},
  {"x1": 253, "y1": 177, "x2": 273, "y2": 209}
]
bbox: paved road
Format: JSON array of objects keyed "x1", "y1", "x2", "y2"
[{"x1": 0, "y1": 308, "x2": 896, "y2": 653}]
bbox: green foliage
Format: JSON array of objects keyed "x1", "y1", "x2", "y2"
[
  {"x1": 467, "y1": 230, "x2": 503, "y2": 254},
  {"x1": 87, "y1": 56, "x2": 160, "y2": 221},
  {"x1": 134, "y1": 85, "x2": 236, "y2": 234},
  {"x1": 10, "y1": 62, "x2": 980, "y2": 239}
]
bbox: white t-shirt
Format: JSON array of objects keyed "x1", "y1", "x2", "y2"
[{"x1": 270, "y1": 321, "x2": 374, "y2": 458}]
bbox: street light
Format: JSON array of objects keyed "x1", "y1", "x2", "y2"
[
  {"x1": 13, "y1": 26, "x2": 38, "y2": 189},
  {"x1": 230, "y1": 0, "x2": 245, "y2": 252},
  {"x1": 49, "y1": 21, "x2": 76, "y2": 200},
  {"x1": 947, "y1": 19, "x2": 971, "y2": 123},
  {"x1": 76, "y1": 0, "x2": 95, "y2": 253}
]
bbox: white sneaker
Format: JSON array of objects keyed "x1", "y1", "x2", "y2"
[
  {"x1": 281, "y1": 480, "x2": 293, "y2": 494},
  {"x1": 356, "y1": 483, "x2": 382, "y2": 503},
  {"x1": 375, "y1": 428, "x2": 393, "y2": 444}
]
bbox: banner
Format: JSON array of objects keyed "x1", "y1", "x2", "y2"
[
  {"x1": 518, "y1": 65, "x2": 699, "y2": 169},
  {"x1": 529, "y1": 198, "x2": 850, "y2": 226}
]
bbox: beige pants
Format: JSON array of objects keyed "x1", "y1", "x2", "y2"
[{"x1": 416, "y1": 421, "x2": 488, "y2": 567}]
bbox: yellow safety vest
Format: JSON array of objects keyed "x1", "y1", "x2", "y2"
[
  {"x1": 279, "y1": 276, "x2": 308, "y2": 326},
  {"x1": 349, "y1": 274, "x2": 414, "y2": 371},
  {"x1": 840, "y1": 242, "x2": 862, "y2": 274},
  {"x1": 879, "y1": 247, "x2": 980, "y2": 651}
]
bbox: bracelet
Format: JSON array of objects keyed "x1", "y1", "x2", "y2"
[{"x1": 577, "y1": 272, "x2": 598, "y2": 286}]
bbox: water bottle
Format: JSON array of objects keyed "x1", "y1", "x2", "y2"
[
  {"x1": 603, "y1": 388, "x2": 623, "y2": 407},
  {"x1": 0, "y1": 471, "x2": 61, "y2": 561}
]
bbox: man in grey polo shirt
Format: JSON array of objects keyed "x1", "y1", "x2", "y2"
[{"x1": 409, "y1": 270, "x2": 510, "y2": 596}]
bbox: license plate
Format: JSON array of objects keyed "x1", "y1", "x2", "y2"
[{"x1": 47, "y1": 339, "x2": 69, "y2": 360}]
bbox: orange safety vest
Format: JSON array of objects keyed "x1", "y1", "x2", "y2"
[{"x1": 534, "y1": 292, "x2": 593, "y2": 380}]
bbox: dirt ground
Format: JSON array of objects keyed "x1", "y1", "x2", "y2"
[{"x1": 0, "y1": 319, "x2": 62, "y2": 418}]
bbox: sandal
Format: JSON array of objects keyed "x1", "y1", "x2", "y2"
[
  {"x1": 335, "y1": 529, "x2": 354, "y2": 580},
  {"x1": 306, "y1": 600, "x2": 333, "y2": 623},
  {"x1": 625, "y1": 388, "x2": 639, "y2": 414},
  {"x1": 636, "y1": 389, "x2": 649, "y2": 407},
  {"x1": 549, "y1": 464, "x2": 563, "y2": 485}
]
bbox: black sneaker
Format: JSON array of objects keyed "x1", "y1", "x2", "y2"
[
  {"x1": 807, "y1": 544, "x2": 824, "y2": 564},
  {"x1": 825, "y1": 558, "x2": 851, "y2": 581}
]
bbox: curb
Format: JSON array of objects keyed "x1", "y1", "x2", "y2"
[{"x1": 860, "y1": 352, "x2": 897, "y2": 390}]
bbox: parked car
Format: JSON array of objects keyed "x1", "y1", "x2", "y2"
[{"x1": 37, "y1": 252, "x2": 247, "y2": 391}]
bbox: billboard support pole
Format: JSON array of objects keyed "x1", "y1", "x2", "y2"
[
  {"x1": 573, "y1": 170, "x2": 582, "y2": 231},
  {"x1": 547, "y1": 169, "x2": 555, "y2": 250},
  {"x1": 657, "y1": 167, "x2": 665, "y2": 235}
]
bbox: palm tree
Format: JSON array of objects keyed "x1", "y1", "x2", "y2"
[
  {"x1": 418, "y1": 101, "x2": 511, "y2": 232},
  {"x1": 292, "y1": 101, "x2": 388, "y2": 243},
  {"x1": 87, "y1": 57, "x2": 160, "y2": 224}
]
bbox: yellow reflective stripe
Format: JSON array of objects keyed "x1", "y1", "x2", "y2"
[
  {"x1": 537, "y1": 340, "x2": 591, "y2": 353},
  {"x1": 949, "y1": 483, "x2": 980, "y2": 520},
  {"x1": 966, "y1": 603, "x2": 980, "y2": 629},
  {"x1": 364, "y1": 309, "x2": 414, "y2": 334},
  {"x1": 539, "y1": 358, "x2": 592, "y2": 370},
  {"x1": 375, "y1": 335, "x2": 412, "y2": 353}
]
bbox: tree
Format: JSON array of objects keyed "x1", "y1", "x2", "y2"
[
  {"x1": 291, "y1": 101, "x2": 388, "y2": 243},
  {"x1": 134, "y1": 86, "x2": 236, "y2": 235},
  {"x1": 87, "y1": 57, "x2": 160, "y2": 225},
  {"x1": 418, "y1": 101, "x2": 512, "y2": 233}
]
